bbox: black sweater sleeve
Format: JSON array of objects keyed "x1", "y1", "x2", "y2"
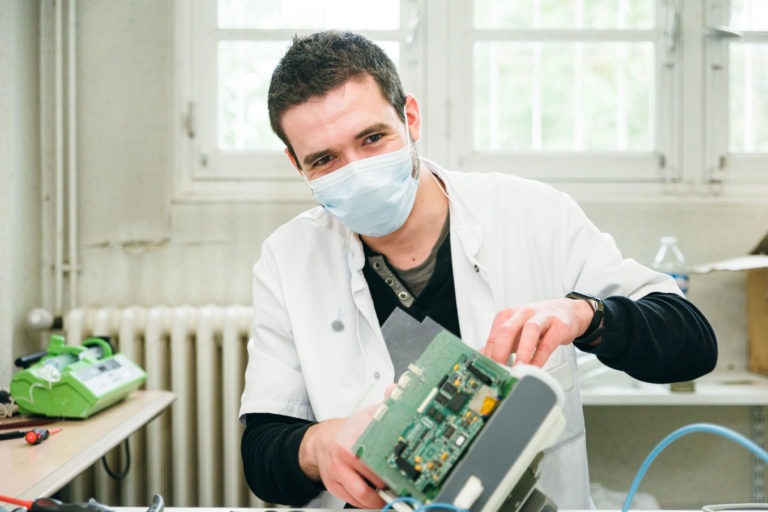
[
  {"x1": 576, "y1": 292, "x2": 717, "y2": 383},
  {"x1": 241, "y1": 412, "x2": 325, "y2": 506}
]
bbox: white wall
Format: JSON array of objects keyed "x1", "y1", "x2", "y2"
[
  {"x1": 582, "y1": 202, "x2": 768, "y2": 373},
  {"x1": 4, "y1": 0, "x2": 766, "y2": 507},
  {"x1": 0, "y1": 0, "x2": 42, "y2": 388},
  {"x1": 61, "y1": 0, "x2": 309, "y2": 309}
]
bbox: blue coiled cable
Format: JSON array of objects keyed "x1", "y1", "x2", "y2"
[
  {"x1": 622, "y1": 423, "x2": 768, "y2": 512},
  {"x1": 382, "y1": 496, "x2": 468, "y2": 512}
]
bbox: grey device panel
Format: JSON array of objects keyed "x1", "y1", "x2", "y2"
[{"x1": 432, "y1": 376, "x2": 559, "y2": 512}]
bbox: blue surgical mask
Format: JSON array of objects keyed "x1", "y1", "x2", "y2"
[{"x1": 305, "y1": 124, "x2": 418, "y2": 237}]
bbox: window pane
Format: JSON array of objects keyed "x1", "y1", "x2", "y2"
[
  {"x1": 729, "y1": 43, "x2": 768, "y2": 152},
  {"x1": 474, "y1": 42, "x2": 653, "y2": 151},
  {"x1": 218, "y1": 41, "x2": 401, "y2": 151},
  {"x1": 730, "y1": 0, "x2": 768, "y2": 30},
  {"x1": 218, "y1": 42, "x2": 285, "y2": 151},
  {"x1": 474, "y1": 0, "x2": 654, "y2": 29},
  {"x1": 219, "y1": 0, "x2": 399, "y2": 30}
]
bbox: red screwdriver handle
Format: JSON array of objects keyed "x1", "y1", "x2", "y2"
[{"x1": 24, "y1": 427, "x2": 61, "y2": 445}]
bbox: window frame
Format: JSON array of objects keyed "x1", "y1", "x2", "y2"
[
  {"x1": 444, "y1": 1, "x2": 677, "y2": 187},
  {"x1": 174, "y1": 0, "x2": 768, "y2": 204},
  {"x1": 705, "y1": 1, "x2": 768, "y2": 189},
  {"x1": 174, "y1": 0, "x2": 425, "y2": 202}
]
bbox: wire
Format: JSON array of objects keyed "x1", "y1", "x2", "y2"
[
  {"x1": 101, "y1": 437, "x2": 131, "y2": 480},
  {"x1": 381, "y1": 496, "x2": 468, "y2": 512},
  {"x1": 0, "y1": 391, "x2": 15, "y2": 419},
  {"x1": 382, "y1": 496, "x2": 422, "y2": 512},
  {"x1": 622, "y1": 423, "x2": 768, "y2": 512},
  {"x1": 0, "y1": 495, "x2": 33, "y2": 509},
  {"x1": 420, "y1": 505, "x2": 469, "y2": 512}
]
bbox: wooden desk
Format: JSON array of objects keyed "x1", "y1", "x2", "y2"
[{"x1": 0, "y1": 389, "x2": 174, "y2": 500}]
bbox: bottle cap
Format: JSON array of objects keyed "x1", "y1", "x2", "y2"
[{"x1": 660, "y1": 235, "x2": 677, "y2": 244}]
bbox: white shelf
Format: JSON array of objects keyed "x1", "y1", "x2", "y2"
[{"x1": 579, "y1": 369, "x2": 768, "y2": 406}]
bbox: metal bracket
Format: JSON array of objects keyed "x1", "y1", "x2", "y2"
[{"x1": 752, "y1": 406, "x2": 766, "y2": 502}]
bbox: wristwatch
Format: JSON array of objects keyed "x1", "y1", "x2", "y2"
[{"x1": 565, "y1": 291, "x2": 605, "y2": 344}]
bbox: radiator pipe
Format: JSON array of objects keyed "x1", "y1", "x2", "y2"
[
  {"x1": 54, "y1": 0, "x2": 64, "y2": 316},
  {"x1": 68, "y1": 0, "x2": 79, "y2": 308}
]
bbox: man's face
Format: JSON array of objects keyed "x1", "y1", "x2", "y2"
[{"x1": 281, "y1": 75, "x2": 418, "y2": 181}]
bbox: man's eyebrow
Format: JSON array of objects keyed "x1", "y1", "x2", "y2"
[
  {"x1": 301, "y1": 123, "x2": 395, "y2": 167},
  {"x1": 354, "y1": 122, "x2": 391, "y2": 140},
  {"x1": 302, "y1": 149, "x2": 331, "y2": 168}
]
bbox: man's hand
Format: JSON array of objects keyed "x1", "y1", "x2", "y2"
[
  {"x1": 481, "y1": 297, "x2": 595, "y2": 367},
  {"x1": 298, "y1": 408, "x2": 387, "y2": 508}
]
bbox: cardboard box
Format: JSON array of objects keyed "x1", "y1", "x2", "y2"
[
  {"x1": 747, "y1": 231, "x2": 768, "y2": 376},
  {"x1": 691, "y1": 232, "x2": 768, "y2": 377},
  {"x1": 747, "y1": 267, "x2": 768, "y2": 376}
]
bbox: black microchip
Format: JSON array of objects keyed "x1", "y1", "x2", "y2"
[
  {"x1": 395, "y1": 456, "x2": 421, "y2": 481},
  {"x1": 427, "y1": 407, "x2": 446, "y2": 424},
  {"x1": 447, "y1": 392, "x2": 469, "y2": 413},
  {"x1": 443, "y1": 425, "x2": 456, "y2": 439},
  {"x1": 434, "y1": 392, "x2": 450, "y2": 405},
  {"x1": 467, "y1": 361, "x2": 493, "y2": 385},
  {"x1": 441, "y1": 381, "x2": 458, "y2": 396},
  {"x1": 394, "y1": 440, "x2": 407, "y2": 457}
]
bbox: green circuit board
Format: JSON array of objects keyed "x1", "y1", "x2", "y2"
[{"x1": 353, "y1": 330, "x2": 517, "y2": 502}]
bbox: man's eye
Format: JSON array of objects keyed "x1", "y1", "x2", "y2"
[
  {"x1": 364, "y1": 133, "x2": 384, "y2": 144},
  {"x1": 312, "y1": 155, "x2": 333, "y2": 168}
]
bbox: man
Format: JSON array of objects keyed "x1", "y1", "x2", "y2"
[{"x1": 239, "y1": 30, "x2": 717, "y2": 509}]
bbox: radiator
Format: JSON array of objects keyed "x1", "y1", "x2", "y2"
[{"x1": 62, "y1": 305, "x2": 263, "y2": 508}]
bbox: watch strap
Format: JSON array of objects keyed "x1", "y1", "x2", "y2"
[{"x1": 566, "y1": 291, "x2": 605, "y2": 344}]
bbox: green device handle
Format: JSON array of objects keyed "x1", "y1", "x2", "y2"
[{"x1": 38, "y1": 336, "x2": 113, "y2": 372}]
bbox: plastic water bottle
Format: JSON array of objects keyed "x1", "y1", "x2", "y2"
[{"x1": 651, "y1": 236, "x2": 690, "y2": 294}]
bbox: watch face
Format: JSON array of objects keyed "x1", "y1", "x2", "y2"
[{"x1": 566, "y1": 292, "x2": 603, "y2": 312}]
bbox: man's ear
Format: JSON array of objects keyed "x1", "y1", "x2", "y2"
[
  {"x1": 404, "y1": 94, "x2": 421, "y2": 143},
  {"x1": 284, "y1": 147, "x2": 303, "y2": 174}
]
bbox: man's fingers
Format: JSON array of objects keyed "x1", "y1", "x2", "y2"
[
  {"x1": 512, "y1": 318, "x2": 543, "y2": 366},
  {"x1": 331, "y1": 463, "x2": 385, "y2": 509},
  {"x1": 529, "y1": 341, "x2": 556, "y2": 368},
  {"x1": 481, "y1": 310, "x2": 509, "y2": 358},
  {"x1": 324, "y1": 450, "x2": 384, "y2": 509},
  {"x1": 485, "y1": 308, "x2": 544, "y2": 364},
  {"x1": 338, "y1": 443, "x2": 387, "y2": 490},
  {"x1": 484, "y1": 310, "x2": 523, "y2": 363}
]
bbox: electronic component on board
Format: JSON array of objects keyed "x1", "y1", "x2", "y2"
[{"x1": 353, "y1": 310, "x2": 566, "y2": 512}]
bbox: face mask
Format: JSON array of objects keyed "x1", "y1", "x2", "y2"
[{"x1": 305, "y1": 120, "x2": 418, "y2": 237}]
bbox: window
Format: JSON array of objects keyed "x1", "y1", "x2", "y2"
[
  {"x1": 706, "y1": 0, "x2": 768, "y2": 188},
  {"x1": 443, "y1": 0, "x2": 669, "y2": 186},
  {"x1": 175, "y1": 0, "x2": 768, "y2": 202},
  {"x1": 176, "y1": 0, "x2": 422, "y2": 201}
]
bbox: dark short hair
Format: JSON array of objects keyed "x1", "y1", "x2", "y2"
[{"x1": 268, "y1": 31, "x2": 406, "y2": 155}]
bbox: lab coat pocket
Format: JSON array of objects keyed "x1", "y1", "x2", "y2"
[
  {"x1": 542, "y1": 347, "x2": 575, "y2": 392},
  {"x1": 543, "y1": 354, "x2": 585, "y2": 448}
]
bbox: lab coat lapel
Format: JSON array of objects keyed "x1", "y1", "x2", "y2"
[
  {"x1": 437, "y1": 168, "x2": 498, "y2": 351},
  {"x1": 345, "y1": 233, "x2": 395, "y2": 403},
  {"x1": 347, "y1": 236, "x2": 379, "y2": 331}
]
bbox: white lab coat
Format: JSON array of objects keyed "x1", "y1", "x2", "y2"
[{"x1": 239, "y1": 159, "x2": 681, "y2": 509}]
